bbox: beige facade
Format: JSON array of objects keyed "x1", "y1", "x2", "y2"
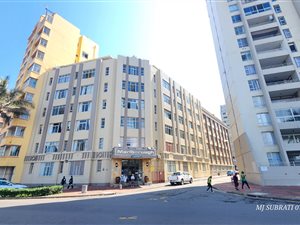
[
  {"x1": 0, "y1": 10, "x2": 98, "y2": 182},
  {"x1": 22, "y1": 56, "x2": 233, "y2": 185},
  {"x1": 207, "y1": 0, "x2": 300, "y2": 185}
]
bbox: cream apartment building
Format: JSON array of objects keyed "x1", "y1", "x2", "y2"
[
  {"x1": 22, "y1": 56, "x2": 233, "y2": 185},
  {"x1": 207, "y1": 0, "x2": 300, "y2": 185},
  {"x1": 0, "y1": 10, "x2": 98, "y2": 182}
]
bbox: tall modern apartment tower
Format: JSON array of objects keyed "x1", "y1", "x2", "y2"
[
  {"x1": 0, "y1": 10, "x2": 98, "y2": 182},
  {"x1": 207, "y1": 0, "x2": 300, "y2": 185}
]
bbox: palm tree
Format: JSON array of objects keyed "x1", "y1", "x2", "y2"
[{"x1": 0, "y1": 76, "x2": 34, "y2": 125}]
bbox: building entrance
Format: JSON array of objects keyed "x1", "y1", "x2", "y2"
[{"x1": 121, "y1": 159, "x2": 143, "y2": 183}]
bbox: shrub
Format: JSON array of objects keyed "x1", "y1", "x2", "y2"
[{"x1": 0, "y1": 185, "x2": 63, "y2": 198}]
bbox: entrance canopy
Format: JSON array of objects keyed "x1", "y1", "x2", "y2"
[{"x1": 111, "y1": 147, "x2": 157, "y2": 159}]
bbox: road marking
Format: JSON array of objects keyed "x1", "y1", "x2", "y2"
[{"x1": 119, "y1": 216, "x2": 137, "y2": 220}]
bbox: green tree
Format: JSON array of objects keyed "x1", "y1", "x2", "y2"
[{"x1": 0, "y1": 76, "x2": 34, "y2": 125}]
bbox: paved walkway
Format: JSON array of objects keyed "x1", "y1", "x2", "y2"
[{"x1": 214, "y1": 181, "x2": 300, "y2": 201}]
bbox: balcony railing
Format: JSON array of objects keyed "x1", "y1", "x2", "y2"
[
  {"x1": 256, "y1": 47, "x2": 283, "y2": 54},
  {"x1": 252, "y1": 33, "x2": 281, "y2": 41},
  {"x1": 266, "y1": 79, "x2": 297, "y2": 86},
  {"x1": 261, "y1": 62, "x2": 293, "y2": 70},
  {"x1": 271, "y1": 97, "x2": 300, "y2": 103},
  {"x1": 249, "y1": 19, "x2": 275, "y2": 28}
]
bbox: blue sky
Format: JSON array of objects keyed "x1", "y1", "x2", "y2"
[{"x1": 0, "y1": 0, "x2": 224, "y2": 117}]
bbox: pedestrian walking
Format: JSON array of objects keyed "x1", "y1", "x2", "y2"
[
  {"x1": 241, "y1": 171, "x2": 250, "y2": 189},
  {"x1": 60, "y1": 176, "x2": 66, "y2": 186},
  {"x1": 67, "y1": 176, "x2": 74, "y2": 189},
  {"x1": 206, "y1": 176, "x2": 213, "y2": 192},
  {"x1": 233, "y1": 173, "x2": 239, "y2": 190}
]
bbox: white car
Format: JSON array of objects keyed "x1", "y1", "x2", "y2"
[
  {"x1": 0, "y1": 180, "x2": 27, "y2": 189},
  {"x1": 169, "y1": 172, "x2": 193, "y2": 185}
]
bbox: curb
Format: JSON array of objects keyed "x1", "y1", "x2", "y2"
[{"x1": 0, "y1": 192, "x2": 116, "y2": 200}]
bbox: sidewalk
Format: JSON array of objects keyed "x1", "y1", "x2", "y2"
[{"x1": 214, "y1": 182, "x2": 300, "y2": 202}]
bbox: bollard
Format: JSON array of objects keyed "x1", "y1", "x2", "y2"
[{"x1": 81, "y1": 185, "x2": 88, "y2": 193}]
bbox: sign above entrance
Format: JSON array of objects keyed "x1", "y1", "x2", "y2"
[{"x1": 111, "y1": 147, "x2": 157, "y2": 159}]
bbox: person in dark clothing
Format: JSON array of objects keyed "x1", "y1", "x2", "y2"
[
  {"x1": 67, "y1": 176, "x2": 74, "y2": 189},
  {"x1": 233, "y1": 173, "x2": 239, "y2": 190},
  {"x1": 60, "y1": 176, "x2": 66, "y2": 186},
  {"x1": 206, "y1": 176, "x2": 213, "y2": 192},
  {"x1": 241, "y1": 171, "x2": 250, "y2": 189}
]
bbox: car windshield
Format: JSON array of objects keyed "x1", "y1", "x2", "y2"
[
  {"x1": 0, "y1": 180, "x2": 11, "y2": 185},
  {"x1": 173, "y1": 172, "x2": 181, "y2": 175}
]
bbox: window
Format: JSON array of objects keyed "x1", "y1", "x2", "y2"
[
  {"x1": 24, "y1": 77, "x2": 37, "y2": 88},
  {"x1": 49, "y1": 123, "x2": 62, "y2": 134},
  {"x1": 183, "y1": 162, "x2": 188, "y2": 172},
  {"x1": 273, "y1": 4, "x2": 281, "y2": 13},
  {"x1": 248, "y1": 79, "x2": 261, "y2": 91},
  {"x1": 123, "y1": 65, "x2": 144, "y2": 76},
  {"x1": 187, "y1": 109, "x2": 192, "y2": 116},
  {"x1": 66, "y1": 121, "x2": 71, "y2": 131},
  {"x1": 275, "y1": 108, "x2": 300, "y2": 123},
  {"x1": 9, "y1": 146, "x2": 20, "y2": 156},
  {"x1": 163, "y1": 94, "x2": 171, "y2": 104},
  {"x1": 99, "y1": 138, "x2": 104, "y2": 149},
  {"x1": 39, "y1": 125, "x2": 43, "y2": 134},
  {"x1": 46, "y1": 92, "x2": 50, "y2": 101},
  {"x1": 82, "y1": 69, "x2": 95, "y2": 79},
  {"x1": 101, "y1": 118, "x2": 105, "y2": 128},
  {"x1": 52, "y1": 105, "x2": 65, "y2": 116},
  {"x1": 80, "y1": 85, "x2": 93, "y2": 95},
  {"x1": 294, "y1": 57, "x2": 300, "y2": 67},
  {"x1": 120, "y1": 117, "x2": 144, "y2": 129},
  {"x1": 34, "y1": 143, "x2": 39, "y2": 153},
  {"x1": 283, "y1": 29, "x2": 292, "y2": 38},
  {"x1": 72, "y1": 139, "x2": 88, "y2": 151},
  {"x1": 122, "y1": 81, "x2": 144, "y2": 92},
  {"x1": 97, "y1": 160, "x2": 102, "y2": 172},
  {"x1": 164, "y1": 109, "x2": 172, "y2": 120},
  {"x1": 278, "y1": 16, "x2": 286, "y2": 25},
  {"x1": 165, "y1": 125, "x2": 173, "y2": 135},
  {"x1": 55, "y1": 89, "x2": 68, "y2": 99},
  {"x1": 256, "y1": 113, "x2": 271, "y2": 126},
  {"x1": 122, "y1": 98, "x2": 144, "y2": 109},
  {"x1": 58, "y1": 161, "x2": 64, "y2": 173},
  {"x1": 165, "y1": 142, "x2": 174, "y2": 152},
  {"x1": 162, "y1": 79, "x2": 170, "y2": 90},
  {"x1": 40, "y1": 162, "x2": 54, "y2": 176},
  {"x1": 178, "y1": 116, "x2": 184, "y2": 125},
  {"x1": 231, "y1": 15, "x2": 241, "y2": 23},
  {"x1": 44, "y1": 142, "x2": 59, "y2": 153},
  {"x1": 262, "y1": 132, "x2": 276, "y2": 146},
  {"x1": 288, "y1": 42, "x2": 297, "y2": 52},
  {"x1": 69, "y1": 104, "x2": 73, "y2": 112},
  {"x1": 234, "y1": 26, "x2": 245, "y2": 35},
  {"x1": 189, "y1": 121, "x2": 193, "y2": 129},
  {"x1": 69, "y1": 161, "x2": 85, "y2": 175},
  {"x1": 237, "y1": 38, "x2": 248, "y2": 48},
  {"x1": 43, "y1": 26, "x2": 50, "y2": 35},
  {"x1": 28, "y1": 63, "x2": 41, "y2": 73},
  {"x1": 241, "y1": 51, "x2": 252, "y2": 61},
  {"x1": 36, "y1": 50, "x2": 45, "y2": 60},
  {"x1": 244, "y1": 65, "x2": 256, "y2": 75},
  {"x1": 24, "y1": 92, "x2": 34, "y2": 103},
  {"x1": 177, "y1": 103, "x2": 183, "y2": 111},
  {"x1": 252, "y1": 96, "x2": 266, "y2": 108},
  {"x1": 190, "y1": 134, "x2": 195, "y2": 142},
  {"x1": 167, "y1": 161, "x2": 176, "y2": 173},
  {"x1": 102, "y1": 100, "x2": 107, "y2": 109},
  {"x1": 180, "y1": 130, "x2": 185, "y2": 139},
  {"x1": 119, "y1": 137, "x2": 145, "y2": 147},
  {"x1": 72, "y1": 87, "x2": 76, "y2": 95},
  {"x1": 40, "y1": 38, "x2": 48, "y2": 47},
  {"x1": 243, "y1": 2, "x2": 271, "y2": 16},
  {"x1": 82, "y1": 51, "x2": 88, "y2": 59},
  {"x1": 176, "y1": 89, "x2": 181, "y2": 98},
  {"x1": 228, "y1": 4, "x2": 239, "y2": 12},
  {"x1": 105, "y1": 67, "x2": 109, "y2": 76},
  {"x1": 267, "y1": 152, "x2": 283, "y2": 166},
  {"x1": 58, "y1": 74, "x2": 70, "y2": 83},
  {"x1": 29, "y1": 163, "x2": 34, "y2": 174},
  {"x1": 76, "y1": 119, "x2": 90, "y2": 131},
  {"x1": 78, "y1": 101, "x2": 91, "y2": 112},
  {"x1": 104, "y1": 83, "x2": 108, "y2": 92}
]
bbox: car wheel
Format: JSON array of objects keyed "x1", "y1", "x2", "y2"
[
  {"x1": 189, "y1": 178, "x2": 193, "y2": 184},
  {"x1": 170, "y1": 182, "x2": 174, "y2": 185},
  {"x1": 181, "y1": 179, "x2": 184, "y2": 185}
]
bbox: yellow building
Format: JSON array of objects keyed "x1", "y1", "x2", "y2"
[{"x1": 0, "y1": 10, "x2": 98, "y2": 182}]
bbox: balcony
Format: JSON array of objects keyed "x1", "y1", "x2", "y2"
[
  {"x1": 270, "y1": 89, "x2": 300, "y2": 104},
  {"x1": 251, "y1": 27, "x2": 281, "y2": 42},
  {"x1": 248, "y1": 14, "x2": 276, "y2": 29},
  {"x1": 260, "y1": 55, "x2": 293, "y2": 71},
  {"x1": 255, "y1": 40, "x2": 283, "y2": 54},
  {"x1": 264, "y1": 70, "x2": 298, "y2": 85}
]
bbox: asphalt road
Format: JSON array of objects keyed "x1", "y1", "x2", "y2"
[{"x1": 0, "y1": 184, "x2": 299, "y2": 225}]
